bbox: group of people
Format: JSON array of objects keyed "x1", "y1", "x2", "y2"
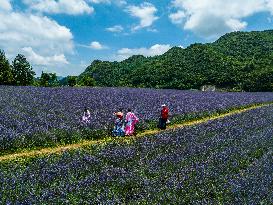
[
  {"x1": 112, "y1": 108, "x2": 139, "y2": 136},
  {"x1": 81, "y1": 104, "x2": 169, "y2": 137}
]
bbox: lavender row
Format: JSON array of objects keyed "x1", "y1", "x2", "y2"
[
  {"x1": 1, "y1": 86, "x2": 273, "y2": 139},
  {"x1": 1, "y1": 104, "x2": 273, "y2": 204}
]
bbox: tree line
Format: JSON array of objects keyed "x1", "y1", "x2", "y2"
[
  {"x1": 0, "y1": 50, "x2": 95, "y2": 87},
  {"x1": 79, "y1": 30, "x2": 273, "y2": 92},
  {"x1": 1, "y1": 30, "x2": 273, "y2": 91},
  {"x1": 0, "y1": 51, "x2": 35, "y2": 86}
]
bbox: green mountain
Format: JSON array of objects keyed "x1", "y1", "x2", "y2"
[{"x1": 79, "y1": 30, "x2": 273, "y2": 91}]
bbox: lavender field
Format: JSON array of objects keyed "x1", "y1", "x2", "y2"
[
  {"x1": 1, "y1": 104, "x2": 272, "y2": 204},
  {"x1": 1, "y1": 86, "x2": 273, "y2": 152}
]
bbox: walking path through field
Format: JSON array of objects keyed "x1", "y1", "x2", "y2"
[{"x1": 0, "y1": 103, "x2": 272, "y2": 162}]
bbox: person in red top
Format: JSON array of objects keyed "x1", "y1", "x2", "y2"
[{"x1": 159, "y1": 104, "x2": 169, "y2": 130}]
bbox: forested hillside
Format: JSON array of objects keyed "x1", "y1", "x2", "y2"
[{"x1": 79, "y1": 30, "x2": 273, "y2": 91}]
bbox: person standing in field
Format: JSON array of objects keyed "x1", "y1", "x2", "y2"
[
  {"x1": 81, "y1": 107, "x2": 91, "y2": 125},
  {"x1": 159, "y1": 104, "x2": 169, "y2": 130},
  {"x1": 125, "y1": 108, "x2": 139, "y2": 136},
  {"x1": 112, "y1": 109, "x2": 125, "y2": 137}
]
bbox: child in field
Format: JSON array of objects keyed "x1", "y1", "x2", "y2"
[
  {"x1": 81, "y1": 107, "x2": 91, "y2": 125},
  {"x1": 112, "y1": 109, "x2": 125, "y2": 137},
  {"x1": 125, "y1": 108, "x2": 139, "y2": 136}
]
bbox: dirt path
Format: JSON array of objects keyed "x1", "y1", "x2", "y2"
[{"x1": 0, "y1": 103, "x2": 271, "y2": 162}]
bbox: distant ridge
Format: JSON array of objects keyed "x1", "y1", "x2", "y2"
[{"x1": 79, "y1": 30, "x2": 273, "y2": 91}]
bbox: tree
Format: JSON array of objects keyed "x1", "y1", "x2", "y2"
[
  {"x1": 39, "y1": 72, "x2": 59, "y2": 87},
  {"x1": 12, "y1": 54, "x2": 35, "y2": 86},
  {"x1": 0, "y1": 50, "x2": 13, "y2": 85},
  {"x1": 78, "y1": 75, "x2": 96, "y2": 86},
  {"x1": 67, "y1": 76, "x2": 77, "y2": 87},
  {"x1": 39, "y1": 72, "x2": 50, "y2": 87}
]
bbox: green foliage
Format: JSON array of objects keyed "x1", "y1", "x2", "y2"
[
  {"x1": 80, "y1": 30, "x2": 273, "y2": 91},
  {"x1": 32, "y1": 78, "x2": 40, "y2": 87},
  {"x1": 39, "y1": 72, "x2": 59, "y2": 87},
  {"x1": 67, "y1": 76, "x2": 77, "y2": 87},
  {"x1": 11, "y1": 54, "x2": 35, "y2": 86},
  {"x1": 0, "y1": 50, "x2": 13, "y2": 85},
  {"x1": 78, "y1": 75, "x2": 96, "y2": 86}
]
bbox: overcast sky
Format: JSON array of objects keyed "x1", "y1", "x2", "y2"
[{"x1": 0, "y1": 0, "x2": 273, "y2": 76}]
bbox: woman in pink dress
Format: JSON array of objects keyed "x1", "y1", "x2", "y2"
[{"x1": 125, "y1": 108, "x2": 139, "y2": 136}]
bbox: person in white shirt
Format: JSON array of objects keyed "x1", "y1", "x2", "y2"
[{"x1": 81, "y1": 107, "x2": 91, "y2": 125}]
